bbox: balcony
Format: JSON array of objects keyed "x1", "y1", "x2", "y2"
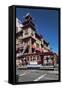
[
  {"x1": 32, "y1": 45, "x2": 43, "y2": 53},
  {"x1": 18, "y1": 35, "x2": 31, "y2": 40},
  {"x1": 43, "y1": 45, "x2": 50, "y2": 51},
  {"x1": 18, "y1": 36, "x2": 23, "y2": 39}
]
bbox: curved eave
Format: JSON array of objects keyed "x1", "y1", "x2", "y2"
[{"x1": 22, "y1": 24, "x2": 36, "y2": 31}]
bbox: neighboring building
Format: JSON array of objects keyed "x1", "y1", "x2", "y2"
[{"x1": 16, "y1": 14, "x2": 56, "y2": 67}]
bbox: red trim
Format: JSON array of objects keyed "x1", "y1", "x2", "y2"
[
  {"x1": 32, "y1": 45, "x2": 36, "y2": 48},
  {"x1": 32, "y1": 45, "x2": 43, "y2": 52}
]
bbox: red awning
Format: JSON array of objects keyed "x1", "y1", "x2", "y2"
[
  {"x1": 36, "y1": 47, "x2": 39, "y2": 51},
  {"x1": 43, "y1": 51, "x2": 54, "y2": 55}
]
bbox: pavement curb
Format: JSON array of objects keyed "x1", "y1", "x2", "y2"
[{"x1": 18, "y1": 67, "x2": 54, "y2": 70}]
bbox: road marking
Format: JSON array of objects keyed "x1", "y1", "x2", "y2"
[
  {"x1": 19, "y1": 73, "x2": 26, "y2": 77},
  {"x1": 44, "y1": 77, "x2": 58, "y2": 80},
  {"x1": 34, "y1": 74, "x2": 47, "y2": 81}
]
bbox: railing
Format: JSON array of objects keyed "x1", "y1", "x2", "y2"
[{"x1": 16, "y1": 42, "x2": 29, "y2": 50}]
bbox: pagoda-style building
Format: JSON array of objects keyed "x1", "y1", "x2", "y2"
[{"x1": 16, "y1": 14, "x2": 56, "y2": 67}]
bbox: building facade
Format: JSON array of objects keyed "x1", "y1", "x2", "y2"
[{"x1": 16, "y1": 14, "x2": 57, "y2": 67}]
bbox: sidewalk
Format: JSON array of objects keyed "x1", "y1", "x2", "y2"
[
  {"x1": 18, "y1": 65, "x2": 27, "y2": 70},
  {"x1": 18, "y1": 65, "x2": 55, "y2": 70},
  {"x1": 47, "y1": 71, "x2": 59, "y2": 74}
]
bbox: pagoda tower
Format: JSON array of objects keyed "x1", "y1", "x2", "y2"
[{"x1": 22, "y1": 13, "x2": 36, "y2": 54}]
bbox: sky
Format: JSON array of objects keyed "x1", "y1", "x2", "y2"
[{"x1": 16, "y1": 7, "x2": 59, "y2": 54}]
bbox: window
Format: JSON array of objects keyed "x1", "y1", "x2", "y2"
[
  {"x1": 31, "y1": 56, "x2": 33, "y2": 61},
  {"x1": 33, "y1": 56, "x2": 36, "y2": 61},
  {"x1": 25, "y1": 29, "x2": 28, "y2": 35},
  {"x1": 36, "y1": 43, "x2": 39, "y2": 48},
  {"x1": 37, "y1": 56, "x2": 39, "y2": 60},
  {"x1": 26, "y1": 56, "x2": 29, "y2": 61},
  {"x1": 41, "y1": 44, "x2": 43, "y2": 48},
  {"x1": 31, "y1": 31, "x2": 34, "y2": 36}
]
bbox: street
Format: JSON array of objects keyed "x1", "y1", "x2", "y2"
[{"x1": 16, "y1": 69, "x2": 59, "y2": 82}]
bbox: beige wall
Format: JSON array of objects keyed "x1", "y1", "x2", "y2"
[{"x1": 23, "y1": 28, "x2": 32, "y2": 37}]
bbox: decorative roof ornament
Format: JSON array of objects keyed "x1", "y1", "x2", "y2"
[{"x1": 25, "y1": 13, "x2": 30, "y2": 17}]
